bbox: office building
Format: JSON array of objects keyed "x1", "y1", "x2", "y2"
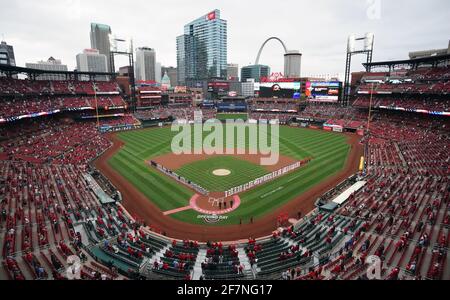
[
  {"x1": 0, "y1": 40, "x2": 15, "y2": 67},
  {"x1": 155, "y1": 62, "x2": 162, "y2": 83},
  {"x1": 90, "y1": 23, "x2": 112, "y2": 71},
  {"x1": 26, "y1": 57, "x2": 68, "y2": 80},
  {"x1": 76, "y1": 49, "x2": 108, "y2": 81},
  {"x1": 135, "y1": 47, "x2": 156, "y2": 81},
  {"x1": 284, "y1": 50, "x2": 302, "y2": 78},
  {"x1": 241, "y1": 80, "x2": 255, "y2": 97},
  {"x1": 227, "y1": 63, "x2": 239, "y2": 80},
  {"x1": 177, "y1": 9, "x2": 227, "y2": 85},
  {"x1": 241, "y1": 64, "x2": 270, "y2": 82}
]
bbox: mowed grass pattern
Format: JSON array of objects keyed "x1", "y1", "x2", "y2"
[
  {"x1": 216, "y1": 113, "x2": 248, "y2": 121},
  {"x1": 176, "y1": 156, "x2": 268, "y2": 191},
  {"x1": 107, "y1": 126, "x2": 351, "y2": 225}
]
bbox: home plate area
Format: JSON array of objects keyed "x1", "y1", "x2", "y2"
[
  {"x1": 163, "y1": 193, "x2": 241, "y2": 216},
  {"x1": 191, "y1": 193, "x2": 241, "y2": 215}
]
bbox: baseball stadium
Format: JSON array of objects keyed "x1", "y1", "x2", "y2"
[{"x1": 0, "y1": 5, "x2": 449, "y2": 283}]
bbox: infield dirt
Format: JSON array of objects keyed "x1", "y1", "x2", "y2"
[{"x1": 94, "y1": 130, "x2": 363, "y2": 242}]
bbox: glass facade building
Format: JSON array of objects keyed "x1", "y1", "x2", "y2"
[
  {"x1": 241, "y1": 65, "x2": 271, "y2": 82},
  {"x1": 0, "y1": 41, "x2": 15, "y2": 67},
  {"x1": 90, "y1": 23, "x2": 112, "y2": 72},
  {"x1": 177, "y1": 9, "x2": 227, "y2": 85}
]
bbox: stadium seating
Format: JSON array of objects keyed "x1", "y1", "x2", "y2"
[
  {"x1": 202, "y1": 242, "x2": 244, "y2": 279},
  {"x1": 0, "y1": 74, "x2": 448, "y2": 281}
]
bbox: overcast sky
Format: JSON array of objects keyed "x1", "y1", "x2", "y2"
[{"x1": 1, "y1": 0, "x2": 449, "y2": 78}]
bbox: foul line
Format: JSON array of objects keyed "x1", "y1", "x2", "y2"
[
  {"x1": 163, "y1": 205, "x2": 193, "y2": 216},
  {"x1": 260, "y1": 186, "x2": 284, "y2": 199}
]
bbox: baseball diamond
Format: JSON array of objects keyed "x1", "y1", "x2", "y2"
[
  {"x1": 1, "y1": 2, "x2": 449, "y2": 283},
  {"x1": 100, "y1": 126, "x2": 355, "y2": 229}
]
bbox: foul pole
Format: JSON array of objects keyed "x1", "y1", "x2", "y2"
[
  {"x1": 95, "y1": 90, "x2": 100, "y2": 128},
  {"x1": 367, "y1": 82, "x2": 374, "y2": 132}
]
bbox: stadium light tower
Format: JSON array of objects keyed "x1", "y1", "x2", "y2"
[
  {"x1": 343, "y1": 33, "x2": 375, "y2": 106},
  {"x1": 109, "y1": 36, "x2": 137, "y2": 112}
]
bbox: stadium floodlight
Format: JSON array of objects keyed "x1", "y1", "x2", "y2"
[
  {"x1": 109, "y1": 34, "x2": 117, "y2": 52},
  {"x1": 347, "y1": 34, "x2": 356, "y2": 53},
  {"x1": 108, "y1": 35, "x2": 136, "y2": 111},
  {"x1": 110, "y1": 35, "x2": 131, "y2": 53},
  {"x1": 364, "y1": 33, "x2": 375, "y2": 51},
  {"x1": 343, "y1": 33, "x2": 375, "y2": 106},
  {"x1": 127, "y1": 38, "x2": 134, "y2": 54}
]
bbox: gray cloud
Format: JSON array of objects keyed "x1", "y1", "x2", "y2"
[{"x1": 0, "y1": 0, "x2": 449, "y2": 78}]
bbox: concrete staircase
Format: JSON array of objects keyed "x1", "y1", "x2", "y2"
[
  {"x1": 149, "y1": 244, "x2": 171, "y2": 265},
  {"x1": 237, "y1": 246, "x2": 255, "y2": 279},
  {"x1": 192, "y1": 248, "x2": 207, "y2": 280}
]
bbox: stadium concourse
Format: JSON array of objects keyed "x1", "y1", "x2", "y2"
[{"x1": 0, "y1": 65, "x2": 449, "y2": 281}]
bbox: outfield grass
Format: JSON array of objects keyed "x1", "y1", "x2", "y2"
[
  {"x1": 108, "y1": 126, "x2": 351, "y2": 225},
  {"x1": 216, "y1": 113, "x2": 248, "y2": 121}
]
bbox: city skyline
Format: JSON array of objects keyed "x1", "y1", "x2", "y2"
[{"x1": 0, "y1": 0, "x2": 449, "y2": 79}]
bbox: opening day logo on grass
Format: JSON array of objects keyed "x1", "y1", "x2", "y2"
[{"x1": 197, "y1": 214, "x2": 229, "y2": 224}]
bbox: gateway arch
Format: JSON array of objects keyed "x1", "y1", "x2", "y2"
[{"x1": 254, "y1": 37, "x2": 301, "y2": 78}]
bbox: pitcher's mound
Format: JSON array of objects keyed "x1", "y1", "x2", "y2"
[{"x1": 212, "y1": 169, "x2": 231, "y2": 176}]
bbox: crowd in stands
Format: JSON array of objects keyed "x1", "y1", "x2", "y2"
[
  {"x1": 357, "y1": 82, "x2": 450, "y2": 94},
  {"x1": 272, "y1": 103, "x2": 449, "y2": 280},
  {"x1": 201, "y1": 242, "x2": 244, "y2": 279},
  {"x1": 249, "y1": 112, "x2": 293, "y2": 123},
  {"x1": 0, "y1": 72, "x2": 449, "y2": 281},
  {"x1": 408, "y1": 67, "x2": 450, "y2": 81},
  {"x1": 0, "y1": 157, "x2": 137, "y2": 280},
  {"x1": 353, "y1": 95, "x2": 449, "y2": 112},
  {"x1": 357, "y1": 66, "x2": 450, "y2": 95},
  {"x1": 298, "y1": 104, "x2": 364, "y2": 120},
  {"x1": 0, "y1": 119, "x2": 111, "y2": 164},
  {"x1": 0, "y1": 78, "x2": 120, "y2": 96},
  {"x1": 0, "y1": 95, "x2": 127, "y2": 120},
  {"x1": 134, "y1": 106, "x2": 217, "y2": 122},
  {"x1": 0, "y1": 78, "x2": 125, "y2": 120},
  {"x1": 249, "y1": 102, "x2": 298, "y2": 112},
  {"x1": 151, "y1": 240, "x2": 199, "y2": 280},
  {"x1": 94, "y1": 115, "x2": 140, "y2": 127},
  {"x1": 134, "y1": 107, "x2": 172, "y2": 120}
]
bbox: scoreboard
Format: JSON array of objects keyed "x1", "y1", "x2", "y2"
[
  {"x1": 258, "y1": 82, "x2": 301, "y2": 99},
  {"x1": 306, "y1": 81, "x2": 342, "y2": 102}
]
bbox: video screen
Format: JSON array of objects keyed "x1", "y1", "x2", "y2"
[
  {"x1": 306, "y1": 81, "x2": 341, "y2": 102},
  {"x1": 208, "y1": 82, "x2": 230, "y2": 93},
  {"x1": 259, "y1": 82, "x2": 301, "y2": 99}
]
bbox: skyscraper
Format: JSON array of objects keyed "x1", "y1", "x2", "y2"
[
  {"x1": 241, "y1": 65, "x2": 271, "y2": 82},
  {"x1": 284, "y1": 50, "x2": 302, "y2": 78},
  {"x1": 177, "y1": 9, "x2": 227, "y2": 85},
  {"x1": 90, "y1": 23, "x2": 112, "y2": 71},
  {"x1": 135, "y1": 47, "x2": 156, "y2": 82},
  {"x1": 76, "y1": 49, "x2": 108, "y2": 81},
  {"x1": 227, "y1": 63, "x2": 239, "y2": 80},
  {"x1": 155, "y1": 62, "x2": 162, "y2": 83},
  {"x1": 0, "y1": 40, "x2": 16, "y2": 67}
]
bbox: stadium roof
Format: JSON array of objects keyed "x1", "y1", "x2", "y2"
[
  {"x1": 363, "y1": 54, "x2": 450, "y2": 70},
  {"x1": 0, "y1": 64, "x2": 114, "y2": 77}
]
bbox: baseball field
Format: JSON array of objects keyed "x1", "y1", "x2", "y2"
[
  {"x1": 104, "y1": 124, "x2": 352, "y2": 226},
  {"x1": 216, "y1": 113, "x2": 248, "y2": 121}
]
